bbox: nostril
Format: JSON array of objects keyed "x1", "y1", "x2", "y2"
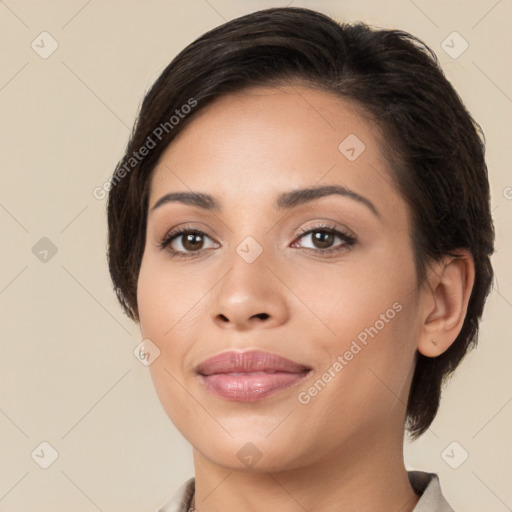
[{"x1": 253, "y1": 313, "x2": 269, "y2": 320}]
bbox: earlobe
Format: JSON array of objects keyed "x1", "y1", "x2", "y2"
[{"x1": 417, "y1": 251, "x2": 475, "y2": 358}]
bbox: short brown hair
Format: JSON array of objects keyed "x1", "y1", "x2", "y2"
[{"x1": 106, "y1": 7, "x2": 495, "y2": 438}]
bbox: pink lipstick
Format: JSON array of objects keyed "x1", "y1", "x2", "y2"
[{"x1": 196, "y1": 350, "x2": 311, "y2": 401}]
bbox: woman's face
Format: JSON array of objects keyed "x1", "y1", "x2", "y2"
[{"x1": 137, "y1": 84, "x2": 425, "y2": 471}]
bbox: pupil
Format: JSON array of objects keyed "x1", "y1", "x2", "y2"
[
  {"x1": 184, "y1": 233, "x2": 202, "y2": 250},
  {"x1": 313, "y1": 231, "x2": 333, "y2": 249}
]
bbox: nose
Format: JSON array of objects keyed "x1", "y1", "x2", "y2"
[{"x1": 209, "y1": 253, "x2": 290, "y2": 331}]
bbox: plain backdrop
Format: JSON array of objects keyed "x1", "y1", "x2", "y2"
[{"x1": 1, "y1": 0, "x2": 511, "y2": 511}]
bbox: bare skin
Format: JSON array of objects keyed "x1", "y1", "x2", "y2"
[{"x1": 136, "y1": 84, "x2": 474, "y2": 512}]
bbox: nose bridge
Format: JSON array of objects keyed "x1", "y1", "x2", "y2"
[{"x1": 209, "y1": 234, "x2": 289, "y2": 329}]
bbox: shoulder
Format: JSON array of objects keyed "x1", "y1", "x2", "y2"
[
  {"x1": 156, "y1": 473, "x2": 455, "y2": 512},
  {"x1": 408, "y1": 471, "x2": 455, "y2": 512},
  {"x1": 156, "y1": 477, "x2": 195, "y2": 512}
]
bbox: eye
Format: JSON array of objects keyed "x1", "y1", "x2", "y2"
[
  {"x1": 158, "y1": 222, "x2": 356, "y2": 259},
  {"x1": 159, "y1": 226, "x2": 219, "y2": 258},
  {"x1": 292, "y1": 224, "x2": 356, "y2": 255}
]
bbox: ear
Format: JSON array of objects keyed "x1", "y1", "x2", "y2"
[{"x1": 417, "y1": 250, "x2": 475, "y2": 357}]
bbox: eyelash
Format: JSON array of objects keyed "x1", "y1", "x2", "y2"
[{"x1": 159, "y1": 223, "x2": 357, "y2": 259}]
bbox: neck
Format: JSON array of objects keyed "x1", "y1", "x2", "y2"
[{"x1": 191, "y1": 429, "x2": 420, "y2": 512}]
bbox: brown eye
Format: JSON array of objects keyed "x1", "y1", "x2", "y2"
[
  {"x1": 179, "y1": 232, "x2": 205, "y2": 251},
  {"x1": 159, "y1": 224, "x2": 356, "y2": 260},
  {"x1": 309, "y1": 230, "x2": 335, "y2": 249},
  {"x1": 293, "y1": 226, "x2": 357, "y2": 255},
  {"x1": 160, "y1": 227, "x2": 219, "y2": 258}
]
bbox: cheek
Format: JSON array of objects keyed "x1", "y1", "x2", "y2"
[
  {"x1": 290, "y1": 253, "x2": 414, "y2": 343},
  {"x1": 137, "y1": 257, "x2": 203, "y2": 432},
  {"x1": 137, "y1": 255, "x2": 205, "y2": 344},
  {"x1": 291, "y1": 244, "x2": 419, "y2": 394},
  {"x1": 137, "y1": 253, "x2": 215, "y2": 415}
]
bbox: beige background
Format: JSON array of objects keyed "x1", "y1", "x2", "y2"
[{"x1": 1, "y1": 0, "x2": 511, "y2": 510}]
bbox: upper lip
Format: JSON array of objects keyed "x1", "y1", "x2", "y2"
[{"x1": 196, "y1": 350, "x2": 311, "y2": 376}]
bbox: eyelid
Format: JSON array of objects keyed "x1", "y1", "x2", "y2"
[
  {"x1": 295, "y1": 222, "x2": 353, "y2": 238},
  {"x1": 158, "y1": 223, "x2": 219, "y2": 251},
  {"x1": 158, "y1": 220, "x2": 357, "y2": 258},
  {"x1": 291, "y1": 222, "x2": 357, "y2": 250}
]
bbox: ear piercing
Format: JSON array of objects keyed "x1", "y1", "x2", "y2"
[{"x1": 431, "y1": 338, "x2": 438, "y2": 346}]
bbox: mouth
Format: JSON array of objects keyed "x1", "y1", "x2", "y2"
[{"x1": 196, "y1": 350, "x2": 312, "y2": 402}]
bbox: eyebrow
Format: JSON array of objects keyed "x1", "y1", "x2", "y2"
[{"x1": 150, "y1": 185, "x2": 380, "y2": 218}]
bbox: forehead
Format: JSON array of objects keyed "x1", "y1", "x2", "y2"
[{"x1": 148, "y1": 84, "x2": 400, "y2": 216}]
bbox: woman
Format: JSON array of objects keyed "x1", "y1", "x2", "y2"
[{"x1": 106, "y1": 7, "x2": 494, "y2": 512}]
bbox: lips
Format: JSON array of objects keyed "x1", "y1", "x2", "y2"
[{"x1": 196, "y1": 350, "x2": 311, "y2": 402}]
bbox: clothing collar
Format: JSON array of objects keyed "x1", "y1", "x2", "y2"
[{"x1": 158, "y1": 471, "x2": 455, "y2": 512}]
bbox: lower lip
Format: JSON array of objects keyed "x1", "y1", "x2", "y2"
[{"x1": 200, "y1": 371, "x2": 309, "y2": 401}]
